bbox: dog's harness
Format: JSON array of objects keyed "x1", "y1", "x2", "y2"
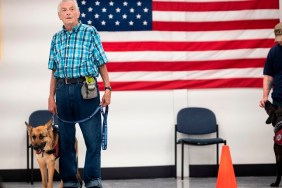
[
  {"x1": 46, "y1": 145, "x2": 59, "y2": 159},
  {"x1": 54, "y1": 105, "x2": 108, "y2": 150},
  {"x1": 274, "y1": 120, "x2": 282, "y2": 145},
  {"x1": 42, "y1": 125, "x2": 60, "y2": 158}
]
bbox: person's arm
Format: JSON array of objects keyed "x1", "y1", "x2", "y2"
[
  {"x1": 260, "y1": 75, "x2": 273, "y2": 107},
  {"x1": 48, "y1": 70, "x2": 57, "y2": 114},
  {"x1": 99, "y1": 64, "x2": 111, "y2": 107}
]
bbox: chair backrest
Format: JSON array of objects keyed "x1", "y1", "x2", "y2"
[
  {"x1": 28, "y1": 110, "x2": 58, "y2": 127},
  {"x1": 176, "y1": 107, "x2": 217, "y2": 135}
]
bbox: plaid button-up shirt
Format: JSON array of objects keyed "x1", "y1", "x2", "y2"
[{"x1": 48, "y1": 23, "x2": 108, "y2": 78}]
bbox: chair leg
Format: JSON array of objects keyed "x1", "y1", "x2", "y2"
[
  {"x1": 175, "y1": 126, "x2": 177, "y2": 178},
  {"x1": 181, "y1": 143, "x2": 184, "y2": 180},
  {"x1": 175, "y1": 143, "x2": 177, "y2": 178},
  {"x1": 31, "y1": 147, "x2": 34, "y2": 185},
  {"x1": 216, "y1": 143, "x2": 219, "y2": 165},
  {"x1": 27, "y1": 132, "x2": 29, "y2": 183}
]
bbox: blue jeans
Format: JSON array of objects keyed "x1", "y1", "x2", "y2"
[{"x1": 56, "y1": 81, "x2": 102, "y2": 188}]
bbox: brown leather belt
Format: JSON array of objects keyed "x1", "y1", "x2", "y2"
[{"x1": 57, "y1": 77, "x2": 85, "y2": 84}]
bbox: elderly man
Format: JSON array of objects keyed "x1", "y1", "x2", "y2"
[{"x1": 48, "y1": 0, "x2": 111, "y2": 187}]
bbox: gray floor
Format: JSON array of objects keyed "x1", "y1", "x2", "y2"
[{"x1": 1, "y1": 176, "x2": 278, "y2": 188}]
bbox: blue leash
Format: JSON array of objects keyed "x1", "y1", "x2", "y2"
[{"x1": 53, "y1": 105, "x2": 108, "y2": 150}]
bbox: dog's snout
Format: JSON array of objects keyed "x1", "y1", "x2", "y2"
[
  {"x1": 32, "y1": 142, "x2": 46, "y2": 150},
  {"x1": 33, "y1": 145, "x2": 40, "y2": 150}
]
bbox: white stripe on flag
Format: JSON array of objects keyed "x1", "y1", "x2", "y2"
[
  {"x1": 154, "y1": 10, "x2": 280, "y2": 22},
  {"x1": 105, "y1": 68, "x2": 263, "y2": 82},
  {"x1": 107, "y1": 49, "x2": 269, "y2": 62},
  {"x1": 100, "y1": 29, "x2": 275, "y2": 42}
]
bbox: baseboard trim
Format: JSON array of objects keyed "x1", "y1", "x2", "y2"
[
  {"x1": 189, "y1": 164, "x2": 276, "y2": 177},
  {"x1": 0, "y1": 166, "x2": 174, "y2": 182},
  {"x1": 0, "y1": 164, "x2": 277, "y2": 182}
]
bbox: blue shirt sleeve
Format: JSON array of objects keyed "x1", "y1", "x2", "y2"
[
  {"x1": 48, "y1": 35, "x2": 57, "y2": 71},
  {"x1": 263, "y1": 47, "x2": 275, "y2": 76},
  {"x1": 90, "y1": 27, "x2": 108, "y2": 67}
]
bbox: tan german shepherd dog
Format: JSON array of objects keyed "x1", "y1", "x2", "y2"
[{"x1": 26, "y1": 118, "x2": 81, "y2": 188}]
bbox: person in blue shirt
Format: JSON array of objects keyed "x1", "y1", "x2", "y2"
[
  {"x1": 260, "y1": 22, "x2": 282, "y2": 108},
  {"x1": 48, "y1": 0, "x2": 111, "y2": 187}
]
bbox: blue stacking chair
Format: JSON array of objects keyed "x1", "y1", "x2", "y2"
[{"x1": 174, "y1": 107, "x2": 227, "y2": 180}]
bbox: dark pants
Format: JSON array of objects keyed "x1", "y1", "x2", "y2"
[
  {"x1": 273, "y1": 100, "x2": 282, "y2": 108},
  {"x1": 56, "y1": 81, "x2": 102, "y2": 188}
]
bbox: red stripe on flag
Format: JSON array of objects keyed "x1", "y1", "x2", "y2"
[
  {"x1": 153, "y1": 19, "x2": 280, "y2": 31},
  {"x1": 98, "y1": 78, "x2": 262, "y2": 91},
  {"x1": 107, "y1": 59, "x2": 265, "y2": 72},
  {"x1": 103, "y1": 39, "x2": 275, "y2": 52},
  {"x1": 153, "y1": 0, "x2": 279, "y2": 12}
]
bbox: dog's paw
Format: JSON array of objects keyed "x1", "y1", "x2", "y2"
[{"x1": 270, "y1": 182, "x2": 279, "y2": 187}]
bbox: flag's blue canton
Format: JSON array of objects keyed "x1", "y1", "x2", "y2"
[{"x1": 78, "y1": 0, "x2": 152, "y2": 31}]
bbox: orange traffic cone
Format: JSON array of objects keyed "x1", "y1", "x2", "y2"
[{"x1": 216, "y1": 145, "x2": 237, "y2": 188}]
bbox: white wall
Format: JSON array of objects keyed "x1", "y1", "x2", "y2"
[{"x1": 0, "y1": 0, "x2": 280, "y2": 177}]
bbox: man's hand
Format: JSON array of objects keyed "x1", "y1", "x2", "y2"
[
  {"x1": 48, "y1": 96, "x2": 57, "y2": 114},
  {"x1": 259, "y1": 97, "x2": 268, "y2": 108},
  {"x1": 101, "y1": 90, "x2": 111, "y2": 107}
]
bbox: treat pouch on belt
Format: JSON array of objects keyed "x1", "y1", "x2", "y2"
[{"x1": 81, "y1": 76, "x2": 97, "y2": 99}]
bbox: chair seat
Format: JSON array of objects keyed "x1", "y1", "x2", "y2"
[{"x1": 177, "y1": 137, "x2": 225, "y2": 146}]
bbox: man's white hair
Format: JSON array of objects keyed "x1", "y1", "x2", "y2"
[{"x1": 58, "y1": 0, "x2": 79, "y2": 12}]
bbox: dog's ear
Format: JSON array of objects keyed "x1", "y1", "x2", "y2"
[
  {"x1": 45, "y1": 118, "x2": 53, "y2": 131},
  {"x1": 266, "y1": 113, "x2": 276, "y2": 124},
  {"x1": 25, "y1": 121, "x2": 32, "y2": 134}
]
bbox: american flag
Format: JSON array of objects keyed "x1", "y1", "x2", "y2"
[{"x1": 78, "y1": 0, "x2": 280, "y2": 91}]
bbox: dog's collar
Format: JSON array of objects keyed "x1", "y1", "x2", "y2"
[
  {"x1": 44, "y1": 144, "x2": 59, "y2": 159},
  {"x1": 274, "y1": 120, "x2": 282, "y2": 133},
  {"x1": 46, "y1": 149, "x2": 56, "y2": 155}
]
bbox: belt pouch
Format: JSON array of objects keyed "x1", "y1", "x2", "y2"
[{"x1": 81, "y1": 77, "x2": 97, "y2": 99}]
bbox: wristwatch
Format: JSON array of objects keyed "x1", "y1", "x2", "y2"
[{"x1": 105, "y1": 86, "x2": 112, "y2": 91}]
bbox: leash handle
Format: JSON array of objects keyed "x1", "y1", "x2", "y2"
[{"x1": 101, "y1": 105, "x2": 109, "y2": 150}]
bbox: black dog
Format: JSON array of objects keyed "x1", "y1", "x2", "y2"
[{"x1": 265, "y1": 100, "x2": 282, "y2": 187}]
